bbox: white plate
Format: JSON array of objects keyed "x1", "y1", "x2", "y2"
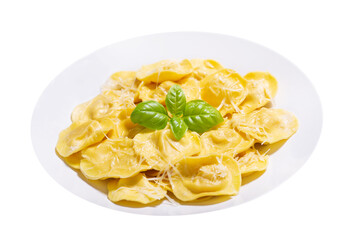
[{"x1": 31, "y1": 32, "x2": 322, "y2": 215}]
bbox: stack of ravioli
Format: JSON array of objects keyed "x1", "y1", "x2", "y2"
[{"x1": 56, "y1": 59, "x2": 299, "y2": 204}]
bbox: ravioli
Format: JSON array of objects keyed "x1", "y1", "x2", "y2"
[
  {"x1": 137, "y1": 76, "x2": 201, "y2": 104},
  {"x1": 60, "y1": 151, "x2": 82, "y2": 169},
  {"x1": 100, "y1": 71, "x2": 141, "y2": 102},
  {"x1": 239, "y1": 72, "x2": 278, "y2": 113},
  {"x1": 210, "y1": 117, "x2": 232, "y2": 130},
  {"x1": 230, "y1": 108, "x2": 299, "y2": 144},
  {"x1": 200, "y1": 128, "x2": 254, "y2": 156},
  {"x1": 143, "y1": 170, "x2": 173, "y2": 192},
  {"x1": 107, "y1": 174, "x2": 167, "y2": 204},
  {"x1": 200, "y1": 69, "x2": 247, "y2": 116},
  {"x1": 178, "y1": 76, "x2": 201, "y2": 101},
  {"x1": 136, "y1": 59, "x2": 192, "y2": 84},
  {"x1": 170, "y1": 154, "x2": 241, "y2": 201},
  {"x1": 56, "y1": 118, "x2": 113, "y2": 157},
  {"x1": 190, "y1": 59, "x2": 224, "y2": 80},
  {"x1": 137, "y1": 81, "x2": 174, "y2": 104},
  {"x1": 133, "y1": 128, "x2": 201, "y2": 170},
  {"x1": 106, "y1": 108, "x2": 145, "y2": 139},
  {"x1": 80, "y1": 138, "x2": 150, "y2": 180},
  {"x1": 152, "y1": 81, "x2": 175, "y2": 104},
  {"x1": 109, "y1": 118, "x2": 145, "y2": 139},
  {"x1": 71, "y1": 90, "x2": 136, "y2": 122},
  {"x1": 235, "y1": 149, "x2": 268, "y2": 176},
  {"x1": 101, "y1": 71, "x2": 138, "y2": 92}
]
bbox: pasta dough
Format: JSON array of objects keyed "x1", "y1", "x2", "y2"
[
  {"x1": 56, "y1": 118, "x2": 113, "y2": 157},
  {"x1": 240, "y1": 72, "x2": 278, "y2": 113},
  {"x1": 230, "y1": 108, "x2": 299, "y2": 144},
  {"x1": 200, "y1": 128, "x2": 254, "y2": 156},
  {"x1": 107, "y1": 174, "x2": 167, "y2": 204},
  {"x1": 170, "y1": 154, "x2": 241, "y2": 201},
  {"x1": 190, "y1": 59, "x2": 224, "y2": 80},
  {"x1": 137, "y1": 76, "x2": 201, "y2": 104},
  {"x1": 136, "y1": 59, "x2": 192, "y2": 84},
  {"x1": 71, "y1": 90, "x2": 136, "y2": 122},
  {"x1": 133, "y1": 128, "x2": 201, "y2": 170},
  {"x1": 107, "y1": 108, "x2": 145, "y2": 139},
  {"x1": 178, "y1": 76, "x2": 201, "y2": 101},
  {"x1": 235, "y1": 149, "x2": 268, "y2": 176},
  {"x1": 61, "y1": 151, "x2": 82, "y2": 169},
  {"x1": 101, "y1": 71, "x2": 139, "y2": 92},
  {"x1": 200, "y1": 69, "x2": 247, "y2": 116},
  {"x1": 80, "y1": 138, "x2": 150, "y2": 180}
]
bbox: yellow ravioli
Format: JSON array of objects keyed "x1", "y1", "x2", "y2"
[
  {"x1": 230, "y1": 108, "x2": 299, "y2": 144},
  {"x1": 158, "y1": 180, "x2": 172, "y2": 193},
  {"x1": 210, "y1": 117, "x2": 232, "y2": 130},
  {"x1": 200, "y1": 128, "x2": 254, "y2": 156},
  {"x1": 170, "y1": 154, "x2": 241, "y2": 201},
  {"x1": 133, "y1": 128, "x2": 201, "y2": 171},
  {"x1": 235, "y1": 149, "x2": 268, "y2": 175},
  {"x1": 151, "y1": 81, "x2": 175, "y2": 104},
  {"x1": 137, "y1": 81, "x2": 155, "y2": 102},
  {"x1": 71, "y1": 90, "x2": 136, "y2": 122},
  {"x1": 143, "y1": 170, "x2": 173, "y2": 192},
  {"x1": 106, "y1": 108, "x2": 145, "y2": 139},
  {"x1": 190, "y1": 59, "x2": 224, "y2": 80},
  {"x1": 101, "y1": 71, "x2": 139, "y2": 92},
  {"x1": 239, "y1": 72, "x2": 278, "y2": 113},
  {"x1": 60, "y1": 151, "x2": 82, "y2": 169},
  {"x1": 178, "y1": 76, "x2": 201, "y2": 101},
  {"x1": 107, "y1": 174, "x2": 167, "y2": 204},
  {"x1": 109, "y1": 118, "x2": 145, "y2": 139},
  {"x1": 137, "y1": 81, "x2": 173, "y2": 104},
  {"x1": 151, "y1": 77, "x2": 201, "y2": 103},
  {"x1": 136, "y1": 59, "x2": 192, "y2": 84},
  {"x1": 103, "y1": 89, "x2": 137, "y2": 109},
  {"x1": 56, "y1": 119, "x2": 113, "y2": 157},
  {"x1": 80, "y1": 138, "x2": 150, "y2": 180},
  {"x1": 137, "y1": 76, "x2": 201, "y2": 104},
  {"x1": 200, "y1": 69, "x2": 247, "y2": 116}
]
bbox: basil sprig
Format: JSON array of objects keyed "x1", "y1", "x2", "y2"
[
  {"x1": 169, "y1": 117, "x2": 188, "y2": 140},
  {"x1": 130, "y1": 101, "x2": 169, "y2": 130},
  {"x1": 182, "y1": 100, "x2": 224, "y2": 133},
  {"x1": 165, "y1": 84, "x2": 186, "y2": 117},
  {"x1": 130, "y1": 84, "x2": 223, "y2": 140}
]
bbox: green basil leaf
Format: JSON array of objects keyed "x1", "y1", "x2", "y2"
[
  {"x1": 169, "y1": 117, "x2": 188, "y2": 140},
  {"x1": 165, "y1": 84, "x2": 186, "y2": 117},
  {"x1": 130, "y1": 100, "x2": 169, "y2": 130},
  {"x1": 182, "y1": 100, "x2": 224, "y2": 133}
]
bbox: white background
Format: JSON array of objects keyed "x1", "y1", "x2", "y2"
[{"x1": 1, "y1": 0, "x2": 359, "y2": 239}]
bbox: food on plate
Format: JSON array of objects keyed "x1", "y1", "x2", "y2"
[
  {"x1": 56, "y1": 59, "x2": 298, "y2": 205},
  {"x1": 170, "y1": 154, "x2": 241, "y2": 201}
]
